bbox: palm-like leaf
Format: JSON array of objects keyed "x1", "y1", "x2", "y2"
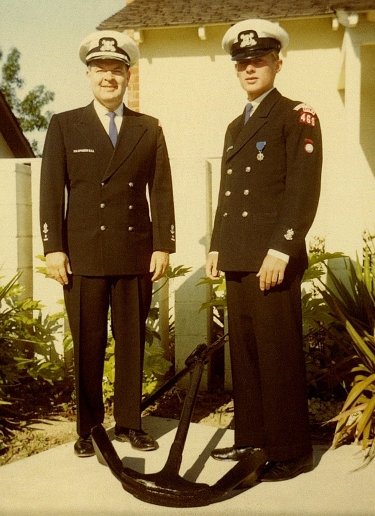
[{"x1": 317, "y1": 243, "x2": 375, "y2": 464}]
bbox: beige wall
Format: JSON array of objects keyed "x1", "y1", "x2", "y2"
[
  {"x1": 137, "y1": 17, "x2": 375, "y2": 248},
  {"x1": 0, "y1": 159, "x2": 65, "y2": 349},
  {"x1": 135, "y1": 17, "x2": 375, "y2": 366},
  {"x1": 139, "y1": 24, "x2": 244, "y2": 159},
  {"x1": 1, "y1": 15, "x2": 374, "y2": 380},
  {"x1": 138, "y1": 19, "x2": 344, "y2": 157},
  {"x1": 1, "y1": 160, "x2": 34, "y2": 300},
  {"x1": 360, "y1": 43, "x2": 375, "y2": 237}
]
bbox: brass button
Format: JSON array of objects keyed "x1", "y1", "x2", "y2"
[
  {"x1": 243, "y1": 189, "x2": 249, "y2": 196},
  {"x1": 128, "y1": 205, "x2": 134, "y2": 210},
  {"x1": 245, "y1": 166, "x2": 251, "y2": 173},
  {"x1": 225, "y1": 190, "x2": 231, "y2": 197},
  {"x1": 128, "y1": 226, "x2": 134, "y2": 232},
  {"x1": 227, "y1": 169, "x2": 233, "y2": 175},
  {"x1": 128, "y1": 182, "x2": 134, "y2": 188},
  {"x1": 223, "y1": 212, "x2": 228, "y2": 217},
  {"x1": 100, "y1": 203, "x2": 106, "y2": 208},
  {"x1": 100, "y1": 225, "x2": 107, "y2": 231},
  {"x1": 242, "y1": 211, "x2": 248, "y2": 218}
]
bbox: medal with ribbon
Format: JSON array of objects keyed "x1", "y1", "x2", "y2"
[{"x1": 256, "y1": 141, "x2": 266, "y2": 161}]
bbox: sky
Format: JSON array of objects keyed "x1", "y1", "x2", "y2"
[{"x1": 0, "y1": 0, "x2": 125, "y2": 117}]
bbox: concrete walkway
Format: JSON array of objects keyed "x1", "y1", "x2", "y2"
[{"x1": 0, "y1": 416, "x2": 374, "y2": 515}]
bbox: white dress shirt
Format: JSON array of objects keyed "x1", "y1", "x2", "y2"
[{"x1": 93, "y1": 100, "x2": 123, "y2": 136}]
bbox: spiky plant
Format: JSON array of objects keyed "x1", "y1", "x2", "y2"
[{"x1": 320, "y1": 233, "x2": 375, "y2": 465}]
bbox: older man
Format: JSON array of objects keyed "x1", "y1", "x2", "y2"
[{"x1": 40, "y1": 31, "x2": 175, "y2": 457}]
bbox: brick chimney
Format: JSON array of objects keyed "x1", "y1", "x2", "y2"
[
  {"x1": 127, "y1": 46, "x2": 140, "y2": 112},
  {"x1": 121, "y1": 1, "x2": 139, "y2": 111}
]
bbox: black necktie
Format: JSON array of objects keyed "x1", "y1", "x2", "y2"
[{"x1": 106, "y1": 111, "x2": 118, "y2": 147}]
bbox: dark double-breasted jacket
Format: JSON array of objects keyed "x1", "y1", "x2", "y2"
[
  {"x1": 40, "y1": 102, "x2": 175, "y2": 276},
  {"x1": 210, "y1": 88, "x2": 322, "y2": 272}
]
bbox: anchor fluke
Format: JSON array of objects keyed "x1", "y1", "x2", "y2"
[{"x1": 91, "y1": 336, "x2": 267, "y2": 507}]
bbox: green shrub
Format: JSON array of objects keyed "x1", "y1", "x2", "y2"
[
  {"x1": 302, "y1": 248, "x2": 356, "y2": 400},
  {"x1": 1, "y1": 263, "x2": 188, "y2": 450},
  {"x1": 0, "y1": 272, "x2": 71, "y2": 452},
  {"x1": 316, "y1": 233, "x2": 375, "y2": 465}
]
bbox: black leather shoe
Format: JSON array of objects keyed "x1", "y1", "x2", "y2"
[
  {"x1": 260, "y1": 452, "x2": 314, "y2": 482},
  {"x1": 114, "y1": 426, "x2": 158, "y2": 451},
  {"x1": 74, "y1": 435, "x2": 95, "y2": 458},
  {"x1": 211, "y1": 445, "x2": 263, "y2": 461}
]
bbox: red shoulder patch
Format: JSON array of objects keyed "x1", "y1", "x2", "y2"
[
  {"x1": 299, "y1": 111, "x2": 316, "y2": 127},
  {"x1": 294, "y1": 103, "x2": 316, "y2": 127}
]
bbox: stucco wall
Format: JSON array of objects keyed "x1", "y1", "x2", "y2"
[
  {"x1": 135, "y1": 17, "x2": 375, "y2": 368},
  {"x1": 139, "y1": 19, "x2": 344, "y2": 158},
  {"x1": 1, "y1": 16, "x2": 374, "y2": 381},
  {"x1": 1, "y1": 161, "x2": 33, "y2": 295},
  {"x1": 137, "y1": 17, "x2": 374, "y2": 248},
  {"x1": 0, "y1": 159, "x2": 65, "y2": 348}
]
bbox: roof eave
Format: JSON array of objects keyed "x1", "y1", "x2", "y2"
[
  {"x1": 97, "y1": 9, "x2": 374, "y2": 32},
  {"x1": 98, "y1": 14, "x2": 332, "y2": 32},
  {"x1": 0, "y1": 92, "x2": 35, "y2": 158}
]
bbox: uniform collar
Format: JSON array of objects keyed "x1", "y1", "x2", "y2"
[
  {"x1": 247, "y1": 87, "x2": 274, "y2": 114},
  {"x1": 93, "y1": 99, "x2": 124, "y2": 117}
]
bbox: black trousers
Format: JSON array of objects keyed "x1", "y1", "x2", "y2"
[
  {"x1": 225, "y1": 267, "x2": 312, "y2": 461},
  {"x1": 64, "y1": 274, "x2": 152, "y2": 437}
]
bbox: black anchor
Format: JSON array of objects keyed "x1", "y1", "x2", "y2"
[{"x1": 91, "y1": 335, "x2": 266, "y2": 507}]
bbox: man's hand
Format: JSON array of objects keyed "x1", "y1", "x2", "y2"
[
  {"x1": 206, "y1": 252, "x2": 221, "y2": 280},
  {"x1": 45, "y1": 252, "x2": 72, "y2": 285},
  {"x1": 256, "y1": 254, "x2": 287, "y2": 291},
  {"x1": 150, "y1": 251, "x2": 169, "y2": 282}
]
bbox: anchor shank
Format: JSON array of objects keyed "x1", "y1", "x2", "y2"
[
  {"x1": 91, "y1": 334, "x2": 266, "y2": 507},
  {"x1": 141, "y1": 336, "x2": 227, "y2": 411},
  {"x1": 162, "y1": 357, "x2": 205, "y2": 474}
]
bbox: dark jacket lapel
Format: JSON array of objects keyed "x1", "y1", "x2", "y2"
[
  {"x1": 101, "y1": 106, "x2": 147, "y2": 182},
  {"x1": 227, "y1": 89, "x2": 282, "y2": 160},
  {"x1": 73, "y1": 103, "x2": 148, "y2": 182},
  {"x1": 73, "y1": 103, "x2": 114, "y2": 175},
  {"x1": 75, "y1": 102, "x2": 112, "y2": 150}
]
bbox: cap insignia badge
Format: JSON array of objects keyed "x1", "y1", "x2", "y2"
[
  {"x1": 239, "y1": 30, "x2": 258, "y2": 48},
  {"x1": 99, "y1": 38, "x2": 117, "y2": 53}
]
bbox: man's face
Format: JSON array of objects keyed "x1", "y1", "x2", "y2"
[
  {"x1": 87, "y1": 59, "x2": 130, "y2": 110},
  {"x1": 235, "y1": 52, "x2": 282, "y2": 100}
]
